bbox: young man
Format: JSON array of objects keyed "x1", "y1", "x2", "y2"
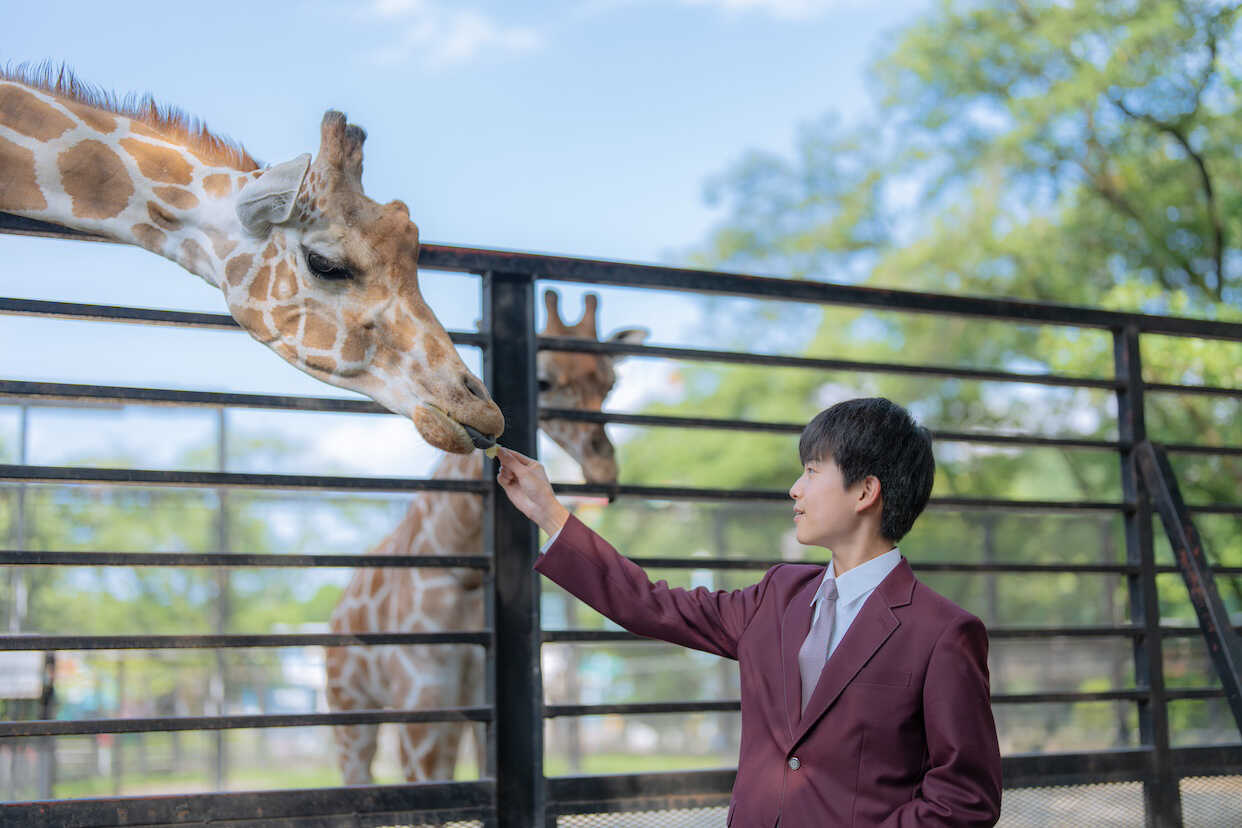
[{"x1": 496, "y1": 397, "x2": 1002, "y2": 827}]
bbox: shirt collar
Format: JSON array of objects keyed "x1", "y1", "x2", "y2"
[{"x1": 811, "y1": 547, "x2": 902, "y2": 607}]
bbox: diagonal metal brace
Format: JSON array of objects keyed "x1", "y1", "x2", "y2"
[{"x1": 1135, "y1": 440, "x2": 1242, "y2": 735}]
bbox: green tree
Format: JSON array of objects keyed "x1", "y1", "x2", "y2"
[{"x1": 575, "y1": 0, "x2": 1242, "y2": 755}]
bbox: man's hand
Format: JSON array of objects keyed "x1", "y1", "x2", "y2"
[{"x1": 495, "y1": 447, "x2": 571, "y2": 537}]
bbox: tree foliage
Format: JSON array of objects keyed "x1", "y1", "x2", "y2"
[{"x1": 576, "y1": 0, "x2": 1242, "y2": 753}]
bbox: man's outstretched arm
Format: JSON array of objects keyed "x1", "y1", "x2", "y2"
[{"x1": 495, "y1": 447, "x2": 767, "y2": 659}]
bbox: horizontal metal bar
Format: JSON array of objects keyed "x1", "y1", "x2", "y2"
[
  {"x1": 552, "y1": 481, "x2": 1131, "y2": 512},
  {"x1": 0, "y1": 463, "x2": 487, "y2": 493},
  {"x1": 541, "y1": 408, "x2": 1123, "y2": 450},
  {"x1": 546, "y1": 689, "x2": 1150, "y2": 719},
  {"x1": 545, "y1": 701, "x2": 741, "y2": 718},
  {"x1": 0, "y1": 379, "x2": 387, "y2": 413},
  {"x1": 1146, "y1": 382, "x2": 1242, "y2": 399},
  {"x1": 1157, "y1": 564, "x2": 1242, "y2": 576},
  {"x1": 1170, "y1": 744, "x2": 1242, "y2": 776},
  {"x1": 1162, "y1": 625, "x2": 1242, "y2": 638},
  {"x1": 538, "y1": 336, "x2": 1122, "y2": 390},
  {"x1": 1160, "y1": 442, "x2": 1242, "y2": 457},
  {"x1": 1164, "y1": 687, "x2": 1230, "y2": 701},
  {"x1": 546, "y1": 746, "x2": 1242, "y2": 808},
  {"x1": 0, "y1": 211, "x2": 113, "y2": 242},
  {"x1": 990, "y1": 689, "x2": 1148, "y2": 704},
  {"x1": 0, "y1": 296, "x2": 487, "y2": 347},
  {"x1": 0, "y1": 550, "x2": 491, "y2": 569},
  {"x1": 0, "y1": 631, "x2": 490, "y2": 651},
  {"x1": 545, "y1": 747, "x2": 1207, "y2": 804},
  {"x1": 0, "y1": 706, "x2": 493, "y2": 737},
  {"x1": 547, "y1": 769, "x2": 736, "y2": 809},
  {"x1": 1001, "y1": 747, "x2": 1151, "y2": 788},
  {"x1": 1186, "y1": 503, "x2": 1242, "y2": 515},
  {"x1": 417, "y1": 245, "x2": 1242, "y2": 340},
  {"x1": 0, "y1": 465, "x2": 1130, "y2": 508},
  {"x1": 8, "y1": 212, "x2": 1242, "y2": 339},
  {"x1": 606, "y1": 557, "x2": 1141, "y2": 575},
  {"x1": 0, "y1": 296, "x2": 238, "y2": 329},
  {"x1": 542, "y1": 625, "x2": 1144, "y2": 644},
  {"x1": 0, "y1": 780, "x2": 495, "y2": 827}
]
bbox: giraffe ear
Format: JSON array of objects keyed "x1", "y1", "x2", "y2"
[
  {"x1": 607, "y1": 327, "x2": 649, "y2": 360},
  {"x1": 236, "y1": 154, "x2": 311, "y2": 236}
]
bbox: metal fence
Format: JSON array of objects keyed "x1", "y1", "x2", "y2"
[{"x1": 1, "y1": 211, "x2": 1241, "y2": 827}]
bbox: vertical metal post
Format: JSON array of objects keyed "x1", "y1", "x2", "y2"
[
  {"x1": 483, "y1": 271, "x2": 543, "y2": 828},
  {"x1": 1114, "y1": 325, "x2": 1181, "y2": 827},
  {"x1": 8, "y1": 404, "x2": 28, "y2": 634},
  {"x1": 213, "y1": 408, "x2": 231, "y2": 790}
]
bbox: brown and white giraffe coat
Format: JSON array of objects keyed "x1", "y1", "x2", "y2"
[
  {"x1": 326, "y1": 290, "x2": 646, "y2": 784},
  {"x1": 0, "y1": 68, "x2": 502, "y2": 452}
]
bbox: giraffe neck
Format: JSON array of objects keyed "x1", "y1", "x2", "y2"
[
  {"x1": 382, "y1": 451, "x2": 487, "y2": 561},
  {"x1": 0, "y1": 79, "x2": 260, "y2": 289}
]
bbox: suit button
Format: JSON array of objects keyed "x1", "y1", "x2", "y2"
[{"x1": 788, "y1": 756, "x2": 801, "y2": 771}]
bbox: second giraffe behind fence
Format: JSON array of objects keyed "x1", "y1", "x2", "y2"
[{"x1": 325, "y1": 289, "x2": 647, "y2": 783}]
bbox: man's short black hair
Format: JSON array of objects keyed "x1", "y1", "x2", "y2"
[{"x1": 798, "y1": 397, "x2": 934, "y2": 542}]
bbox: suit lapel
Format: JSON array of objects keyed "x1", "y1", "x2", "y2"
[
  {"x1": 779, "y1": 575, "x2": 821, "y2": 740},
  {"x1": 793, "y1": 558, "x2": 916, "y2": 745}
]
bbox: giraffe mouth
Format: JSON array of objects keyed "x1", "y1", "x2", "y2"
[
  {"x1": 412, "y1": 404, "x2": 500, "y2": 454},
  {"x1": 462, "y1": 424, "x2": 497, "y2": 450}
]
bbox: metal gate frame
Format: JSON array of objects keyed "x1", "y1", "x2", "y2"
[{"x1": 1, "y1": 212, "x2": 1241, "y2": 827}]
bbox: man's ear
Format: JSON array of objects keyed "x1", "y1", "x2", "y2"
[
  {"x1": 607, "y1": 327, "x2": 649, "y2": 360},
  {"x1": 856, "y1": 475, "x2": 882, "y2": 512},
  {"x1": 236, "y1": 153, "x2": 311, "y2": 236}
]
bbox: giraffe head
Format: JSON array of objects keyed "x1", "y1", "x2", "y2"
[
  {"x1": 223, "y1": 111, "x2": 503, "y2": 453},
  {"x1": 538, "y1": 290, "x2": 647, "y2": 484}
]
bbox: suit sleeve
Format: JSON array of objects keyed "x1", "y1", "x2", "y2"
[
  {"x1": 880, "y1": 615, "x2": 1002, "y2": 828},
  {"x1": 534, "y1": 514, "x2": 771, "y2": 660}
]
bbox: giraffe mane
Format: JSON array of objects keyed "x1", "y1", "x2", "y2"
[{"x1": 2, "y1": 61, "x2": 261, "y2": 172}]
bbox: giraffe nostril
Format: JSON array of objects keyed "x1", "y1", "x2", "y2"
[{"x1": 462, "y1": 374, "x2": 491, "y2": 403}]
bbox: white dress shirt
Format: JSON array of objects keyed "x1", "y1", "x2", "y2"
[{"x1": 810, "y1": 547, "x2": 902, "y2": 663}]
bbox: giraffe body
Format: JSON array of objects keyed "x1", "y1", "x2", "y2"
[
  {"x1": 0, "y1": 66, "x2": 502, "y2": 452},
  {"x1": 326, "y1": 291, "x2": 646, "y2": 783}
]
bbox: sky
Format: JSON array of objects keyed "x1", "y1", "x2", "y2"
[{"x1": 0, "y1": 0, "x2": 932, "y2": 477}]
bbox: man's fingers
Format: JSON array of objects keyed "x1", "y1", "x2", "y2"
[{"x1": 497, "y1": 446, "x2": 535, "y2": 467}]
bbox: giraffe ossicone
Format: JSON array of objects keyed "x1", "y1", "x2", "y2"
[{"x1": 0, "y1": 66, "x2": 503, "y2": 453}]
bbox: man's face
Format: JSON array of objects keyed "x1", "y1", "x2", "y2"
[{"x1": 789, "y1": 455, "x2": 864, "y2": 550}]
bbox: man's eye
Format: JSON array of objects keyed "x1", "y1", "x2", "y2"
[{"x1": 304, "y1": 249, "x2": 353, "y2": 281}]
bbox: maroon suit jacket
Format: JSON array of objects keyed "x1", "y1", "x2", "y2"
[{"x1": 535, "y1": 516, "x2": 1002, "y2": 828}]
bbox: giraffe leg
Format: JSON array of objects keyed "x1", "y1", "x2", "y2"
[
  {"x1": 334, "y1": 721, "x2": 380, "y2": 785},
  {"x1": 325, "y1": 646, "x2": 380, "y2": 785},
  {"x1": 459, "y1": 643, "x2": 488, "y2": 778},
  {"x1": 398, "y1": 722, "x2": 460, "y2": 781}
]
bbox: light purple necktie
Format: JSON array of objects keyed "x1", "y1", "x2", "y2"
[{"x1": 797, "y1": 578, "x2": 838, "y2": 713}]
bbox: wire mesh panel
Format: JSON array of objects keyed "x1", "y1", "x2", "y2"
[
  {"x1": 555, "y1": 805, "x2": 727, "y2": 828},
  {"x1": 1179, "y1": 775, "x2": 1242, "y2": 828},
  {"x1": 996, "y1": 782, "x2": 1145, "y2": 827}
]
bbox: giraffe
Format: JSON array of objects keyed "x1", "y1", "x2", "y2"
[
  {"x1": 0, "y1": 66, "x2": 502, "y2": 452},
  {"x1": 325, "y1": 289, "x2": 647, "y2": 784}
]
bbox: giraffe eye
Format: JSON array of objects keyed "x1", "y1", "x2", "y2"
[
  {"x1": 537, "y1": 379, "x2": 553, "y2": 392},
  {"x1": 303, "y1": 248, "x2": 353, "y2": 281}
]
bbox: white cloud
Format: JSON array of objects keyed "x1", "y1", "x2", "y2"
[
  {"x1": 365, "y1": 0, "x2": 543, "y2": 68},
  {"x1": 680, "y1": 0, "x2": 868, "y2": 20}
]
